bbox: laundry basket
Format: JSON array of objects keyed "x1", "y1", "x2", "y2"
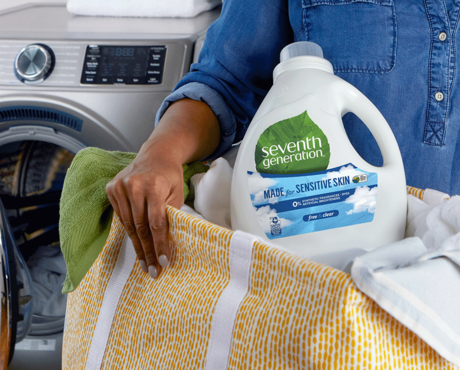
[{"x1": 62, "y1": 205, "x2": 458, "y2": 370}]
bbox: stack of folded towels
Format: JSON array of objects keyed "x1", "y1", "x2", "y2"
[{"x1": 67, "y1": 0, "x2": 221, "y2": 18}]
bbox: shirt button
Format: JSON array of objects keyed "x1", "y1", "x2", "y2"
[
  {"x1": 435, "y1": 92, "x2": 444, "y2": 101},
  {"x1": 439, "y1": 32, "x2": 447, "y2": 41}
]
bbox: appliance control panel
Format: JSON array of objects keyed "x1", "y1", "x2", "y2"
[
  {"x1": 81, "y1": 45, "x2": 166, "y2": 85},
  {"x1": 0, "y1": 40, "x2": 187, "y2": 90}
]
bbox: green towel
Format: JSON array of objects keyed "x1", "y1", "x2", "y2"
[{"x1": 59, "y1": 147, "x2": 208, "y2": 294}]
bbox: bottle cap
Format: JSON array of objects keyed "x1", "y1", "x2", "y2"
[{"x1": 280, "y1": 41, "x2": 323, "y2": 62}]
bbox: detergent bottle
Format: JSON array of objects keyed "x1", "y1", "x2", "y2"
[{"x1": 230, "y1": 42, "x2": 407, "y2": 258}]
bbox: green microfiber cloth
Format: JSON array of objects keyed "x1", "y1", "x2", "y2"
[{"x1": 59, "y1": 147, "x2": 208, "y2": 294}]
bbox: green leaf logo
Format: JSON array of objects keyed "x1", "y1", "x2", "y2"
[{"x1": 255, "y1": 110, "x2": 330, "y2": 174}]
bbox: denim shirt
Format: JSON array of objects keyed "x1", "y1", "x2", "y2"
[{"x1": 156, "y1": 0, "x2": 460, "y2": 195}]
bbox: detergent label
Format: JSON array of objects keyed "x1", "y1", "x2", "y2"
[
  {"x1": 247, "y1": 164, "x2": 378, "y2": 240},
  {"x1": 255, "y1": 110, "x2": 330, "y2": 175}
]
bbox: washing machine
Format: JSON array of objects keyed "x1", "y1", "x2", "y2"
[{"x1": 0, "y1": 3, "x2": 221, "y2": 369}]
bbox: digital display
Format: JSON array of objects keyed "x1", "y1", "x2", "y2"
[
  {"x1": 81, "y1": 45, "x2": 166, "y2": 85},
  {"x1": 100, "y1": 47, "x2": 147, "y2": 79},
  {"x1": 115, "y1": 47, "x2": 135, "y2": 57}
]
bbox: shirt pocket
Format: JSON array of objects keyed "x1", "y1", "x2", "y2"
[{"x1": 302, "y1": 0, "x2": 396, "y2": 73}]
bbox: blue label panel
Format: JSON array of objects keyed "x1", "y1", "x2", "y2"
[{"x1": 247, "y1": 164, "x2": 378, "y2": 240}]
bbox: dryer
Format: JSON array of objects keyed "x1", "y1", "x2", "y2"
[{"x1": 0, "y1": 3, "x2": 220, "y2": 369}]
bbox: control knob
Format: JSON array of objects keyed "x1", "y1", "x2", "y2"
[{"x1": 14, "y1": 44, "x2": 55, "y2": 84}]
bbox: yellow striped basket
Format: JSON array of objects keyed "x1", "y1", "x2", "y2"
[
  {"x1": 62, "y1": 206, "x2": 458, "y2": 370},
  {"x1": 407, "y1": 185, "x2": 425, "y2": 201}
]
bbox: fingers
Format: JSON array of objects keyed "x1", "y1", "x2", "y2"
[
  {"x1": 146, "y1": 177, "x2": 182, "y2": 270},
  {"x1": 106, "y1": 169, "x2": 183, "y2": 279},
  {"x1": 147, "y1": 196, "x2": 170, "y2": 269},
  {"x1": 107, "y1": 176, "x2": 157, "y2": 276},
  {"x1": 128, "y1": 181, "x2": 161, "y2": 278}
]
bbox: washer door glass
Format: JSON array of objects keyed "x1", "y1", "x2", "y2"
[{"x1": 0, "y1": 198, "x2": 34, "y2": 370}]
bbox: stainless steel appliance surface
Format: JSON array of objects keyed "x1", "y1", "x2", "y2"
[{"x1": 0, "y1": 3, "x2": 220, "y2": 369}]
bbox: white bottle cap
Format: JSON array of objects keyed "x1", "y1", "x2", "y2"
[{"x1": 280, "y1": 41, "x2": 324, "y2": 62}]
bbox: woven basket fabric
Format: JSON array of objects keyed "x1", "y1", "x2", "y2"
[
  {"x1": 62, "y1": 207, "x2": 459, "y2": 370},
  {"x1": 63, "y1": 210, "x2": 233, "y2": 369},
  {"x1": 62, "y1": 217, "x2": 126, "y2": 369},
  {"x1": 230, "y1": 241, "x2": 456, "y2": 369}
]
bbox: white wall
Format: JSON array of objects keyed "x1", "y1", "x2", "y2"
[{"x1": 0, "y1": 0, "x2": 66, "y2": 12}]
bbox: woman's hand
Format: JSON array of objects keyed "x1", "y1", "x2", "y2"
[
  {"x1": 106, "y1": 99, "x2": 220, "y2": 278},
  {"x1": 106, "y1": 142, "x2": 185, "y2": 278}
]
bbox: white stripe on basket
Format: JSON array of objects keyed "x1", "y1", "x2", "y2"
[
  {"x1": 84, "y1": 230, "x2": 256, "y2": 370},
  {"x1": 205, "y1": 230, "x2": 256, "y2": 370},
  {"x1": 84, "y1": 234, "x2": 136, "y2": 370}
]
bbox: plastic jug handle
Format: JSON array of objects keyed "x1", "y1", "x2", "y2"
[{"x1": 336, "y1": 80, "x2": 403, "y2": 169}]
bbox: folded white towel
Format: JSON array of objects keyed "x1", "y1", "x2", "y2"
[
  {"x1": 67, "y1": 0, "x2": 221, "y2": 18},
  {"x1": 352, "y1": 195, "x2": 460, "y2": 367}
]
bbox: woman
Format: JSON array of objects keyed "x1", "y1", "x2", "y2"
[{"x1": 106, "y1": 0, "x2": 460, "y2": 278}]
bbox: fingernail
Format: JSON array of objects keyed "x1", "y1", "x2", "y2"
[
  {"x1": 139, "y1": 260, "x2": 147, "y2": 273},
  {"x1": 159, "y1": 254, "x2": 169, "y2": 268},
  {"x1": 148, "y1": 265, "x2": 158, "y2": 279}
]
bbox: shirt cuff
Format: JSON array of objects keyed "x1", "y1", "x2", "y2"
[{"x1": 155, "y1": 82, "x2": 237, "y2": 160}]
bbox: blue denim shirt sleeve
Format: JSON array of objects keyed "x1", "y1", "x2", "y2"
[
  {"x1": 155, "y1": 82, "x2": 236, "y2": 160},
  {"x1": 155, "y1": 0, "x2": 293, "y2": 160}
]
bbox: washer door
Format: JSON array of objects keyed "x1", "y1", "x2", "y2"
[{"x1": 0, "y1": 198, "x2": 34, "y2": 370}]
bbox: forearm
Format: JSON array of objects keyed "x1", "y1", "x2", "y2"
[{"x1": 140, "y1": 98, "x2": 220, "y2": 165}]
